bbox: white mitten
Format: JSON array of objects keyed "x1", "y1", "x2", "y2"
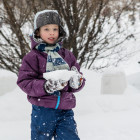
[
  {"x1": 44, "y1": 79, "x2": 68, "y2": 94},
  {"x1": 69, "y1": 66, "x2": 83, "y2": 89}
]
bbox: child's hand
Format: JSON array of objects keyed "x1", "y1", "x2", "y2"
[
  {"x1": 69, "y1": 73, "x2": 83, "y2": 89},
  {"x1": 69, "y1": 66, "x2": 83, "y2": 89},
  {"x1": 44, "y1": 79, "x2": 68, "y2": 94}
]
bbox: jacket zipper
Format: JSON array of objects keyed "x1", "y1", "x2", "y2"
[{"x1": 55, "y1": 95, "x2": 60, "y2": 109}]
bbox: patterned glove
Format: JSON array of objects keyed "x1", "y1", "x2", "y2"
[
  {"x1": 69, "y1": 66, "x2": 83, "y2": 89},
  {"x1": 44, "y1": 79, "x2": 68, "y2": 94}
]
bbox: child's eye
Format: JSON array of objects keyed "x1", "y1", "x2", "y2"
[
  {"x1": 54, "y1": 28, "x2": 58, "y2": 31},
  {"x1": 45, "y1": 28, "x2": 49, "y2": 31}
]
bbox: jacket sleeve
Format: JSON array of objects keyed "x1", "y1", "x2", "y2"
[
  {"x1": 62, "y1": 50, "x2": 86, "y2": 93},
  {"x1": 17, "y1": 53, "x2": 48, "y2": 97}
]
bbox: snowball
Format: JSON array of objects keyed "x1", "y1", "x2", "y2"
[{"x1": 43, "y1": 70, "x2": 77, "y2": 81}]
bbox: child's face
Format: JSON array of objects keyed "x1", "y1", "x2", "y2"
[{"x1": 39, "y1": 24, "x2": 59, "y2": 44}]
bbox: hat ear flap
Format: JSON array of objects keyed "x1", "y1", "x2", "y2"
[
  {"x1": 34, "y1": 28, "x2": 40, "y2": 38},
  {"x1": 32, "y1": 29, "x2": 43, "y2": 43},
  {"x1": 59, "y1": 26, "x2": 66, "y2": 39}
]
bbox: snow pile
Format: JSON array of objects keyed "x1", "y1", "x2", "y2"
[
  {"x1": 0, "y1": 69, "x2": 17, "y2": 96},
  {"x1": 76, "y1": 69, "x2": 140, "y2": 114},
  {"x1": 127, "y1": 72, "x2": 140, "y2": 90},
  {"x1": 101, "y1": 68, "x2": 127, "y2": 94},
  {"x1": 0, "y1": 87, "x2": 31, "y2": 140},
  {"x1": 75, "y1": 69, "x2": 140, "y2": 140}
]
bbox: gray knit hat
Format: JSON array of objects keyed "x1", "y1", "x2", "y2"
[{"x1": 33, "y1": 10, "x2": 66, "y2": 42}]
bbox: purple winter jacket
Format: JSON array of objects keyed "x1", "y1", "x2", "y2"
[{"x1": 17, "y1": 36, "x2": 85, "y2": 110}]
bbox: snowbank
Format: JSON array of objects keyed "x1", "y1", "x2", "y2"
[
  {"x1": 101, "y1": 68, "x2": 127, "y2": 94},
  {"x1": 127, "y1": 72, "x2": 140, "y2": 90},
  {"x1": 0, "y1": 69, "x2": 17, "y2": 96}
]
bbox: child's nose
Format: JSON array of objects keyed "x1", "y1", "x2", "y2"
[{"x1": 50, "y1": 31, "x2": 54, "y2": 35}]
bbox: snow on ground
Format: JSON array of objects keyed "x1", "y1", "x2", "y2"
[
  {"x1": 0, "y1": 70, "x2": 31, "y2": 139},
  {"x1": 0, "y1": 70, "x2": 17, "y2": 96},
  {"x1": 75, "y1": 69, "x2": 140, "y2": 140},
  {"x1": 0, "y1": 65, "x2": 140, "y2": 140}
]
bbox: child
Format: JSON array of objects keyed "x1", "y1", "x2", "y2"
[{"x1": 17, "y1": 10, "x2": 85, "y2": 140}]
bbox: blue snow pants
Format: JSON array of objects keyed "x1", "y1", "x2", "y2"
[{"x1": 31, "y1": 105, "x2": 80, "y2": 140}]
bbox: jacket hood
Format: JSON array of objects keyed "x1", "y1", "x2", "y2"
[{"x1": 30, "y1": 35, "x2": 39, "y2": 50}]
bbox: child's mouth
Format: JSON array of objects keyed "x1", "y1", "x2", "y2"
[{"x1": 48, "y1": 38, "x2": 55, "y2": 41}]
